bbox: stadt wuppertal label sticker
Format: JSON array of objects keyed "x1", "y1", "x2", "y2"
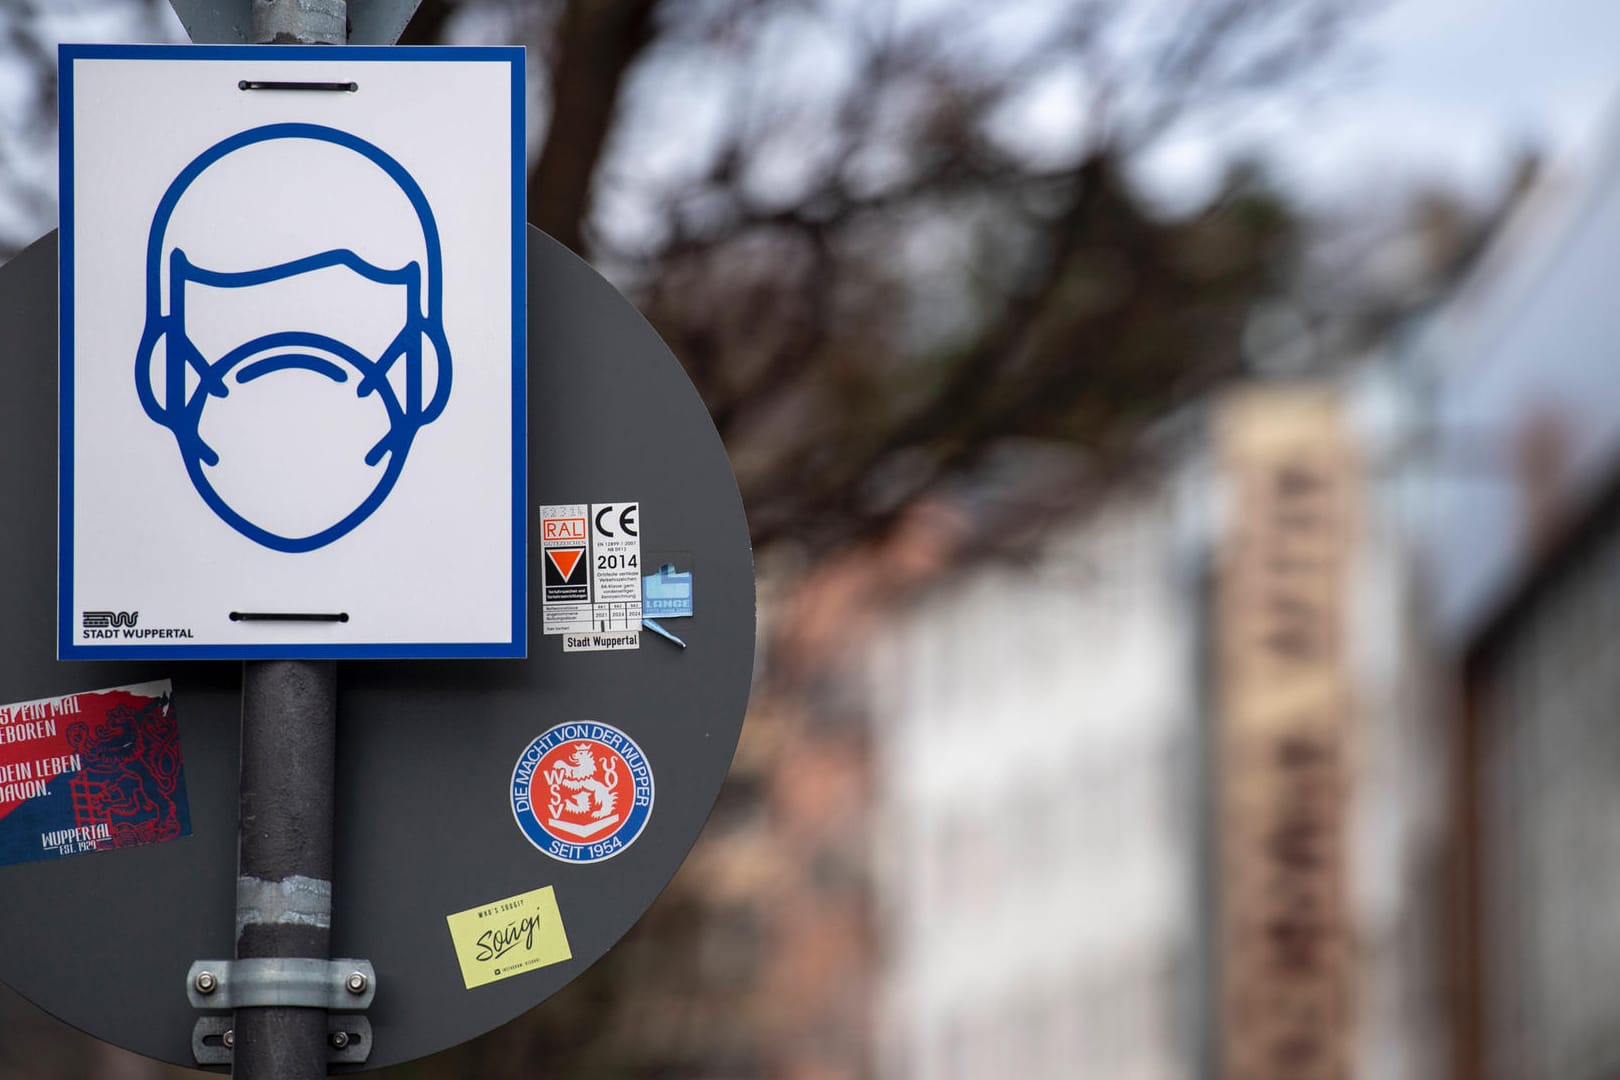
[
  {"x1": 540, "y1": 503, "x2": 642, "y2": 651},
  {"x1": 445, "y1": 885, "x2": 572, "y2": 990},
  {"x1": 0, "y1": 680, "x2": 192, "y2": 868},
  {"x1": 509, "y1": 722, "x2": 654, "y2": 864}
]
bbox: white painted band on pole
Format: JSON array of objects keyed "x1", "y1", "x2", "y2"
[{"x1": 235, "y1": 874, "x2": 334, "y2": 937}]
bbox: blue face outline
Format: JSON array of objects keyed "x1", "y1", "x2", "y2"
[{"x1": 135, "y1": 123, "x2": 452, "y2": 553}]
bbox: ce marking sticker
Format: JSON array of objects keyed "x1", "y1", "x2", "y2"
[
  {"x1": 540, "y1": 502, "x2": 642, "y2": 649},
  {"x1": 594, "y1": 503, "x2": 638, "y2": 541}
]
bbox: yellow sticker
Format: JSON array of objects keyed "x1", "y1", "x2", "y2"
[{"x1": 445, "y1": 885, "x2": 572, "y2": 989}]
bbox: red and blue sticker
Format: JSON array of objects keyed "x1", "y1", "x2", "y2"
[
  {"x1": 509, "y1": 722, "x2": 653, "y2": 864},
  {"x1": 0, "y1": 680, "x2": 191, "y2": 867}
]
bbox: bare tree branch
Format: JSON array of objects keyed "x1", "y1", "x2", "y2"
[{"x1": 527, "y1": 0, "x2": 664, "y2": 253}]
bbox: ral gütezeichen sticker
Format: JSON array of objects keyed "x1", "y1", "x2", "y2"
[
  {"x1": 540, "y1": 502, "x2": 642, "y2": 650},
  {"x1": 445, "y1": 885, "x2": 572, "y2": 990},
  {"x1": 509, "y1": 722, "x2": 654, "y2": 864},
  {"x1": 0, "y1": 679, "x2": 191, "y2": 867}
]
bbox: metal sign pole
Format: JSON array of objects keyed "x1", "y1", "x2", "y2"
[
  {"x1": 232, "y1": 10, "x2": 346, "y2": 1080},
  {"x1": 233, "y1": 661, "x2": 339, "y2": 1079}
]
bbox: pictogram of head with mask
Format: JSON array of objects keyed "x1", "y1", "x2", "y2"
[{"x1": 135, "y1": 122, "x2": 452, "y2": 553}]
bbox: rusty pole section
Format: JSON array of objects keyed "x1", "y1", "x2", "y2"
[{"x1": 233, "y1": 8, "x2": 345, "y2": 1080}]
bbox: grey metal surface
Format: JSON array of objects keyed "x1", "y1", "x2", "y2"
[
  {"x1": 344, "y1": 0, "x2": 424, "y2": 49},
  {"x1": 168, "y1": 0, "x2": 423, "y2": 46},
  {"x1": 186, "y1": 958, "x2": 376, "y2": 1009},
  {"x1": 0, "y1": 227, "x2": 756, "y2": 1071}
]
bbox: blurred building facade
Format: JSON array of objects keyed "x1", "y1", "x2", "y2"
[
  {"x1": 1209, "y1": 389, "x2": 1363, "y2": 1080},
  {"x1": 862, "y1": 378, "x2": 1451, "y2": 1079},
  {"x1": 1456, "y1": 482, "x2": 1620, "y2": 1079},
  {"x1": 1418, "y1": 124, "x2": 1620, "y2": 1080},
  {"x1": 1211, "y1": 383, "x2": 1451, "y2": 1080}
]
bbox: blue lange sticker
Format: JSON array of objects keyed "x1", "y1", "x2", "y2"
[
  {"x1": 0, "y1": 680, "x2": 192, "y2": 867},
  {"x1": 509, "y1": 722, "x2": 654, "y2": 864},
  {"x1": 642, "y1": 562, "x2": 693, "y2": 646}
]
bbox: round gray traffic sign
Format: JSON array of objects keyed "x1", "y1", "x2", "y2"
[{"x1": 0, "y1": 226, "x2": 754, "y2": 1070}]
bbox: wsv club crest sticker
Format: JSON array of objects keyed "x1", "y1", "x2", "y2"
[{"x1": 510, "y1": 722, "x2": 653, "y2": 863}]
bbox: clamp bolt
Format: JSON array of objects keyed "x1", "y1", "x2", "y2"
[
  {"x1": 330, "y1": 1031, "x2": 350, "y2": 1050},
  {"x1": 222, "y1": 1029, "x2": 235, "y2": 1049},
  {"x1": 346, "y1": 971, "x2": 368, "y2": 994},
  {"x1": 194, "y1": 971, "x2": 218, "y2": 994}
]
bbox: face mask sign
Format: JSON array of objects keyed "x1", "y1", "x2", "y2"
[
  {"x1": 144, "y1": 242, "x2": 447, "y2": 552},
  {"x1": 59, "y1": 48, "x2": 526, "y2": 658},
  {"x1": 135, "y1": 124, "x2": 453, "y2": 554}
]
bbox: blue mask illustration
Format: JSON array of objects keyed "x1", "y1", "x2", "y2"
[{"x1": 135, "y1": 124, "x2": 451, "y2": 553}]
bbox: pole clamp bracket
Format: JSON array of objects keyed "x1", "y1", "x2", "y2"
[
  {"x1": 187, "y1": 957, "x2": 376, "y2": 1009},
  {"x1": 191, "y1": 1013, "x2": 372, "y2": 1066},
  {"x1": 187, "y1": 958, "x2": 376, "y2": 1065}
]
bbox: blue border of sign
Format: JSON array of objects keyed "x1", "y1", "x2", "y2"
[{"x1": 56, "y1": 43, "x2": 528, "y2": 660}]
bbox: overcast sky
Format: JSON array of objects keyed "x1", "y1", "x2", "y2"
[
  {"x1": 1136, "y1": 0, "x2": 1620, "y2": 208},
  {"x1": 7, "y1": 0, "x2": 1620, "y2": 247}
]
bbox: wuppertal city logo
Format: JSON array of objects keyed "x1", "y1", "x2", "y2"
[
  {"x1": 510, "y1": 722, "x2": 654, "y2": 864},
  {"x1": 81, "y1": 611, "x2": 138, "y2": 629},
  {"x1": 81, "y1": 609, "x2": 195, "y2": 642},
  {"x1": 134, "y1": 123, "x2": 452, "y2": 553}
]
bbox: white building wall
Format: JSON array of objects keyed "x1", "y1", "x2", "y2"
[{"x1": 868, "y1": 490, "x2": 1197, "y2": 1080}]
